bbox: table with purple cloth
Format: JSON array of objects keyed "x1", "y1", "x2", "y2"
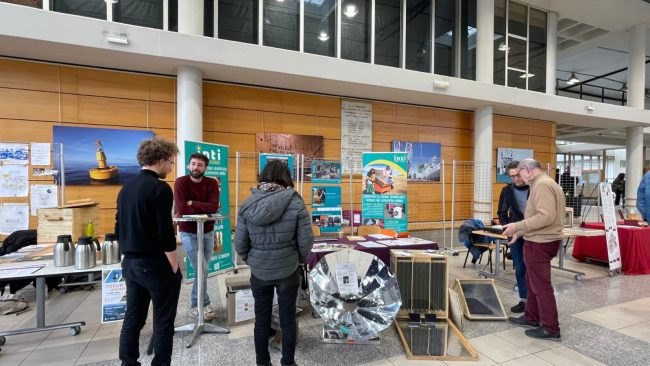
[{"x1": 306, "y1": 236, "x2": 439, "y2": 269}]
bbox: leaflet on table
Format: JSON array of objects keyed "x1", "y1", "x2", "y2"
[
  {"x1": 101, "y1": 269, "x2": 127, "y2": 323},
  {"x1": 367, "y1": 233, "x2": 394, "y2": 239},
  {"x1": 235, "y1": 289, "x2": 255, "y2": 323},
  {"x1": 0, "y1": 264, "x2": 45, "y2": 277},
  {"x1": 311, "y1": 243, "x2": 348, "y2": 252},
  {"x1": 335, "y1": 262, "x2": 359, "y2": 296},
  {"x1": 393, "y1": 237, "x2": 435, "y2": 245},
  {"x1": 356, "y1": 241, "x2": 386, "y2": 248}
]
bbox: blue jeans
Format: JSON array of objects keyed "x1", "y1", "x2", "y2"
[
  {"x1": 180, "y1": 231, "x2": 214, "y2": 307},
  {"x1": 510, "y1": 238, "x2": 528, "y2": 301},
  {"x1": 251, "y1": 270, "x2": 300, "y2": 366}
]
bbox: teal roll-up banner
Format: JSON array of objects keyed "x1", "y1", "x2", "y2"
[{"x1": 361, "y1": 152, "x2": 409, "y2": 232}]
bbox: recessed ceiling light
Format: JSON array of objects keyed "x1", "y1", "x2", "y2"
[
  {"x1": 567, "y1": 72, "x2": 580, "y2": 85},
  {"x1": 519, "y1": 73, "x2": 535, "y2": 79},
  {"x1": 317, "y1": 31, "x2": 330, "y2": 41},
  {"x1": 343, "y1": 4, "x2": 358, "y2": 18},
  {"x1": 498, "y1": 42, "x2": 509, "y2": 51}
]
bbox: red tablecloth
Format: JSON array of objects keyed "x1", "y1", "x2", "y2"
[
  {"x1": 307, "y1": 236, "x2": 438, "y2": 269},
  {"x1": 572, "y1": 222, "x2": 650, "y2": 275}
]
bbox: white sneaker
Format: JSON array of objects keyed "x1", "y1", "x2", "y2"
[
  {"x1": 189, "y1": 307, "x2": 199, "y2": 318},
  {"x1": 203, "y1": 305, "x2": 217, "y2": 320}
]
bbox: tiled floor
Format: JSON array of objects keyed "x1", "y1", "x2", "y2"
[{"x1": 2, "y1": 245, "x2": 650, "y2": 366}]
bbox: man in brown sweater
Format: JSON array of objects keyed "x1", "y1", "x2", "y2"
[{"x1": 503, "y1": 158, "x2": 565, "y2": 341}]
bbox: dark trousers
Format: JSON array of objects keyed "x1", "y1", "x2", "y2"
[
  {"x1": 119, "y1": 257, "x2": 182, "y2": 366},
  {"x1": 523, "y1": 240, "x2": 561, "y2": 334},
  {"x1": 251, "y1": 270, "x2": 300, "y2": 366},
  {"x1": 509, "y1": 238, "x2": 527, "y2": 300}
]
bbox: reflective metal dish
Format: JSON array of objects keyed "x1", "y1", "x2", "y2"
[{"x1": 309, "y1": 248, "x2": 402, "y2": 340}]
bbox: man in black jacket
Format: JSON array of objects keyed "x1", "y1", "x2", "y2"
[
  {"x1": 115, "y1": 137, "x2": 181, "y2": 366},
  {"x1": 498, "y1": 160, "x2": 529, "y2": 313}
]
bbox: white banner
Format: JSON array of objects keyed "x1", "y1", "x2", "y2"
[
  {"x1": 599, "y1": 182, "x2": 622, "y2": 272},
  {"x1": 341, "y1": 101, "x2": 372, "y2": 174}
]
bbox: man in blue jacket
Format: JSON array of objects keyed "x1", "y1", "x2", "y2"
[
  {"x1": 637, "y1": 170, "x2": 650, "y2": 220},
  {"x1": 497, "y1": 160, "x2": 529, "y2": 313}
]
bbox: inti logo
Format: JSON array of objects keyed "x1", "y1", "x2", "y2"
[
  {"x1": 200, "y1": 148, "x2": 221, "y2": 162},
  {"x1": 394, "y1": 155, "x2": 407, "y2": 162}
]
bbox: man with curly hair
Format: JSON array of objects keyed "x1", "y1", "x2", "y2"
[{"x1": 115, "y1": 137, "x2": 181, "y2": 366}]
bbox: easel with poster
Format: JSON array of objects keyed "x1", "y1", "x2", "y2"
[{"x1": 599, "y1": 182, "x2": 622, "y2": 276}]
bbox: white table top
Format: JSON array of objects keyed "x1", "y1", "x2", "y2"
[{"x1": 0, "y1": 258, "x2": 120, "y2": 280}]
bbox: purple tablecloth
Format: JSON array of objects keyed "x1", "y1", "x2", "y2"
[{"x1": 307, "y1": 236, "x2": 439, "y2": 269}]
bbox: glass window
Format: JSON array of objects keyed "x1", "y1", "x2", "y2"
[
  {"x1": 52, "y1": 0, "x2": 106, "y2": 20},
  {"x1": 406, "y1": 0, "x2": 431, "y2": 73},
  {"x1": 493, "y1": 0, "x2": 506, "y2": 85},
  {"x1": 168, "y1": 0, "x2": 213, "y2": 35},
  {"x1": 1, "y1": 0, "x2": 41, "y2": 8},
  {"x1": 529, "y1": 8, "x2": 546, "y2": 44},
  {"x1": 219, "y1": 0, "x2": 258, "y2": 44},
  {"x1": 375, "y1": 0, "x2": 401, "y2": 67},
  {"x1": 507, "y1": 37, "x2": 526, "y2": 70},
  {"x1": 508, "y1": 1, "x2": 527, "y2": 38},
  {"x1": 305, "y1": 0, "x2": 336, "y2": 57},
  {"x1": 113, "y1": 0, "x2": 163, "y2": 29},
  {"x1": 434, "y1": 0, "x2": 455, "y2": 76},
  {"x1": 263, "y1": 0, "x2": 299, "y2": 50},
  {"x1": 528, "y1": 41, "x2": 545, "y2": 92},
  {"x1": 507, "y1": 68, "x2": 526, "y2": 89},
  {"x1": 460, "y1": 0, "x2": 477, "y2": 80},
  {"x1": 341, "y1": 0, "x2": 371, "y2": 63}
]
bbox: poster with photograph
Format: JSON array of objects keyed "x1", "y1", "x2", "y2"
[
  {"x1": 259, "y1": 153, "x2": 295, "y2": 178},
  {"x1": 0, "y1": 203, "x2": 29, "y2": 234},
  {"x1": 0, "y1": 164, "x2": 29, "y2": 197},
  {"x1": 183, "y1": 141, "x2": 233, "y2": 278},
  {"x1": 312, "y1": 186, "x2": 341, "y2": 208},
  {"x1": 496, "y1": 148, "x2": 534, "y2": 183},
  {"x1": 391, "y1": 141, "x2": 441, "y2": 181},
  {"x1": 599, "y1": 182, "x2": 622, "y2": 272},
  {"x1": 0, "y1": 143, "x2": 29, "y2": 165},
  {"x1": 341, "y1": 101, "x2": 372, "y2": 175},
  {"x1": 101, "y1": 269, "x2": 127, "y2": 323},
  {"x1": 362, "y1": 152, "x2": 408, "y2": 232},
  {"x1": 30, "y1": 184, "x2": 58, "y2": 215},
  {"x1": 53, "y1": 126, "x2": 153, "y2": 186},
  {"x1": 312, "y1": 208, "x2": 343, "y2": 233},
  {"x1": 256, "y1": 133, "x2": 323, "y2": 180},
  {"x1": 311, "y1": 160, "x2": 342, "y2": 183}
]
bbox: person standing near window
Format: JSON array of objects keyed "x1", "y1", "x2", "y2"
[{"x1": 235, "y1": 160, "x2": 314, "y2": 366}]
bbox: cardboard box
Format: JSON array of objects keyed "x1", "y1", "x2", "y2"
[
  {"x1": 37, "y1": 205, "x2": 100, "y2": 243},
  {"x1": 225, "y1": 275, "x2": 254, "y2": 326}
]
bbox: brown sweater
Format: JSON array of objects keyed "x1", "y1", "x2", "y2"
[{"x1": 515, "y1": 172, "x2": 566, "y2": 243}]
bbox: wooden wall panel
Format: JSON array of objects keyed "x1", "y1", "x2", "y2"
[
  {"x1": 282, "y1": 92, "x2": 318, "y2": 115},
  {"x1": 0, "y1": 119, "x2": 54, "y2": 142},
  {"x1": 317, "y1": 96, "x2": 340, "y2": 118},
  {"x1": 373, "y1": 102, "x2": 397, "y2": 122},
  {"x1": 0, "y1": 89, "x2": 60, "y2": 121},
  {"x1": 203, "y1": 83, "x2": 262, "y2": 110},
  {"x1": 204, "y1": 106, "x2": 263, "y2": 133},
  {"x1": 317, "y1": 116, "x2": 340, "y2": 139},
  {"x1": 0, "y1": 59, "x2": 60, "y2": 92}
]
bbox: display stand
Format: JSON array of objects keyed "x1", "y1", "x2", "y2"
[{"x1": 173, "y1": 215, "x2": 229, "y2": 348}]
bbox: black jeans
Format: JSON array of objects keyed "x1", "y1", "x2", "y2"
[
  {"x1": 119, "y1": 257, "x2": 182, "y2": 366},
  {"x1": 251, "y1": 270, "x2": 300, "y2": 366}
]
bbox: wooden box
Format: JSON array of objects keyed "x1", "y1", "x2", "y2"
[
  {"x1": 390, "y1": 250, "x2": 448, "y2": 320},
  {"x1": 37, "y1": 205, "x2": 100, "y2": 243}
]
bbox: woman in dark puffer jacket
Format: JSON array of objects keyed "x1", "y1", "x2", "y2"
[{"x1": 234, "y1": 160, "x2": 314, "y2": 366}]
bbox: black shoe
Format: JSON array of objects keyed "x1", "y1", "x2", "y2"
[
  {"x1": 510, "y1": 301, "x2": 526, "y2": 313},
  {"x1": 508, "y1": 316, "x2": 540, "y2": 329},
  {"x1": 525, "y1": 327, "x2": 561, "y2": 342}
]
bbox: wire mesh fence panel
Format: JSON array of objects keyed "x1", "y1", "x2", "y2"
[{"x1": 450, "y1": 161, "x2": 493, "y2": 250}]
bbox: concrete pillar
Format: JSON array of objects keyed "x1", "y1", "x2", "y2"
[
  {"x1": 178, "y1": 0, "x2": 204, "y2": 36},
  {"x1": 625, "y1": 25, "x2": 646, "y2": 209},
  {"x1": 475, "y1": 0, "x2": 495, "y2": 83},
  {"x1": 545, "y1": 11, "x2": 558, "y2": 95},
  {"x1": 473, "y1": 106, "x2": 493, "y2": 222},
  {"x1": 177, "y1": 66, "x2": 203, "y2": 176}
]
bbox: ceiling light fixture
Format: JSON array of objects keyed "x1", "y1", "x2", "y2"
[
  {"x1": 498, "y1": 42, "x2": 509, "y2": 52},
  {"x1": 343, "y1": 4, "x2": 359, "y2": 18},
  {"x1": 567, "y1": 72, "x2": 580, "y2": 85},
  {"x1": 104, "y1": 0, "x2": 118, "y2": 4},
  {"x1": 105, "y1": 33, "x2": 129, "y2": 45},
  {"x1": 317, "y1": 31, "x2": 330, "y2": 42},
  {"x1": 519, "y1": 73, "x2": 535, "y2": 79}
]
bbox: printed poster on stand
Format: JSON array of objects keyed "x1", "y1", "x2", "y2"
[
  {"x1": 496, "y1": 147, "x2": 533, "y2": 183},
  {"x1": 101, "y1": 268, "x2": 127, "y2": 323},
  {"x1": 312, "y1": 185, "x2": 342, "y2": 234},
  {"x1": 311, "y1": 159, "x2": 342, "y2": 184},
  {"x1": 259, "y1": 153, "x2": 295, "y2": 178},
  {"x1": 391, "y1": 141, "x2": 441, "y2": 181},
  {"x1": 599, "y1": 182, "x2": 622, "y2": 272},
  {"x1": 184, "y1": 141, "x2": 233, "y2": 279},
  {"x1": 361, "y1": 152, "x2": 408, "y2": 232}
]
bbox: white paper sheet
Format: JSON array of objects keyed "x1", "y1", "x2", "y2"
[
  {"x1": 367, "y1": 233, "x2": 394, "y2": 239},
  {"x1": 0, "y1": 203, "x2": 29, "y2": 234},
  {"x1": 0, "y1": 264, "x2": 45, "y2": 277},
  {"x1": 0, "y1": 143, "x2": 29, "y2": 165},
  {"x1": 335, "y1": 262, "x2": 359, "y2": 295},
  {"x1": 356, "y1": 241, "x2": 386, "y2": 248},
  {"x1": 235, "y1": 289, "x2": 256, "y2": 322},
  {"x1": 30, "y1": 142, "x2": 51, "y2": 165},
  {"x1": 0, "y1": 164, "x2": 29, "y2": 197},
  {"x1": 30, "y1": 184, "x2": 58, "y2": 215}
]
